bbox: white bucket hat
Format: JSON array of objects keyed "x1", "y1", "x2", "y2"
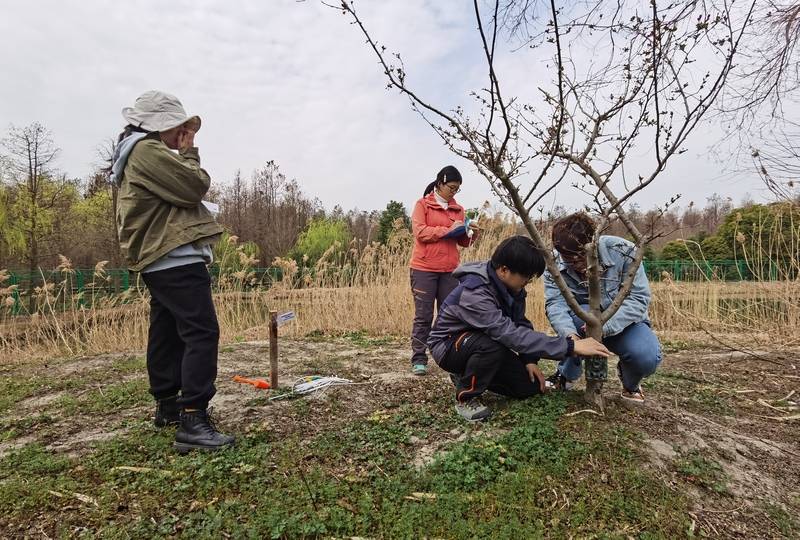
[{"x1": 122, "y1": 90, "x2": 201, "y2": 133}]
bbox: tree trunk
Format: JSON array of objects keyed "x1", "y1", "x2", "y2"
[
  {"x1": 583, "y1": 242, "x2": 608, "y2": 410},
  {"x1": 27, "y1": 235, "x2": 37, "y2": 313}
]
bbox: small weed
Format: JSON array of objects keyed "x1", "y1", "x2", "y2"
[
  {"x1": 649, "y1": 372, "x2": 735, "y2": 415},
  {"x1": 111, "y1": 355, "x2": 146, "y2": 373},
  {"x1": 764, "y1": 503, "x2": 799, "y2": 536},
  {"x1": 304, "y1": 329, "x2": 327, "y2": 342},
  {"x1": 342, "y1": 331, "x2": 394, "y2": 348},
  {"x1": 52, "y1": 378, "x2": 150, "y2": 416},
  {"x1": 0, "y1": 413, "x2": 56, "y2": 441},
  {"x1": 676, "y1": 450, "x2": 729, "y2": 494},
  {"x1": 245, "y1": 395, "x2": 272, "y2": 407},
  {"x1": 692, "y1": 387, "x2": 735, "y2": 415},
  {"x1": 0, "y1": 375, "x2": 87, "y2": 415}
]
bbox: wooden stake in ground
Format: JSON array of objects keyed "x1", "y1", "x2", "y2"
[{"x1": 269, "y1": 310, "x2": 278, "y2": 389}]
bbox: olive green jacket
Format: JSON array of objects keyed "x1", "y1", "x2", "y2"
[{"x1": 115, "y1": 133, "x2": 222, "y2": 272}]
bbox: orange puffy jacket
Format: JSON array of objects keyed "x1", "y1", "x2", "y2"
[{"x1": 409, "y1": 192, "x2": 472, "y2": 273}]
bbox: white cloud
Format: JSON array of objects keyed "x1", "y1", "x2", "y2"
[{"x1": 0, "y1": 0, "x2": 770, "y2": 218}]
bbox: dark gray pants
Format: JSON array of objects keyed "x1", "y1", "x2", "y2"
[{"x1": 410, "y1": 268, "x2": 458, "y2": 365}]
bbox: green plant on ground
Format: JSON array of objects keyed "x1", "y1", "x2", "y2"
[
  {"x1": 52, "y1": 378, "x2": 150, "y2": 416},
  {"x1": 764, "y1": 502, "x2": 800, "y2": 536},
  {"x1": 675, "y1": 450, "x2": 729, "y2": 494},
  {"x1": 0, "y1": 392, "x2": 694, "y2": 538},
  {"x1": 342, "y1": 331, "x2": 394, "y2": 348}
]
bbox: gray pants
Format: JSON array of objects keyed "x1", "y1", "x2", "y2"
[{"x1": 410, "y1": 268, "x2": 459, "y2": 365}]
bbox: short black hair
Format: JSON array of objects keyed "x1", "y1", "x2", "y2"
[
  {"x1": 490, "y1": 235, "x2": 545, "y2": 278},
  {"x1": 423, "y1": 165, "x2": 463, "y2": 196}
]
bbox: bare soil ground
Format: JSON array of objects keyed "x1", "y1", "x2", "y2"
[{"x1": 0, "y1": 335, "x2": 798, "y2": 538}]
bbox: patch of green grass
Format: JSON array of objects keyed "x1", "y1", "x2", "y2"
[
  {"x1": 0, "y1": 393, "x2": 692, "y2": 538},
  {"x1": 660, "y1": 339, "x2": 706, "y2": 353},
  {"x1": 301, "y1": 355, "x2": 347, "y2": 375},
  {"x1": 110, "y1": 355, "x2": 146, "y2": 374},
  {"x1": 393, "y1": 401, "x2": 462, "y2": 435},
  {"x1": 0, "y1": 375, "x2": 88, "y2": 415},
  {"x1": 342, "y1": 331, "x2": 394, "y2": 348},
  {"x1": 0, "y1": 413, "x2": 57, "y2": 441},
  {"x1": 304, "y1": 329, "x2": 326, "y2": 340},
  {"x1": 290, "y1": 398, "x2": 312, "y2": 416},
  {"x1": 52, "y1": 378, "x2": 150, "y2": 416},
  {"x1": 763, "y1": 503, "x2": 799, "y2": 536},
  {"x1": 675, "y1": 450, "x2": 729, "y2": 494},
  {"x1": 648, "y1": 370, "x2": 704, "y2": 388},
  {"x1": 648, "y1": 371, "x2": 735, "y2": 415},
  {"x1": 245, "y1": 395, "x2": 272, "y2": 407},
  {"x1": 0, "y1": 444, "x2": 78, "y2": 518},
  {"x1": 691, "y1": 387, "x2": 735, "y2": 415}
]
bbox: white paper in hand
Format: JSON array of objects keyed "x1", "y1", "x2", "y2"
[{"x1": 202, "y1": 201, "x2": 220, "y2": 216}]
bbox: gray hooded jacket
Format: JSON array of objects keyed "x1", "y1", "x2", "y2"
[{"x1": 427, "y1": 261, "x2": 573, "y2": 363}]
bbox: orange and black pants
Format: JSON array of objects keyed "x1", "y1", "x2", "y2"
[{"x1": 438, "y1": 332, "x2": 541, "y2": 402}]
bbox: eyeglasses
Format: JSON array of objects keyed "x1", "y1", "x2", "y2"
[{"x1": 443, "y1": 183, "x2": 461, "y2": 193}]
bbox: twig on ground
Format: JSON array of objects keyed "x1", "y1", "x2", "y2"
[
  {"x1": 698, "y1": 503, "x2": 747, "y2": 514},
  {"x1": 756, "y1": 398, "x2": 792, "y2": 413},
  {"x1": 564, "y1": 409, "x2": 603, "y2": 417},
  {"x1": 296, "y1": 465, "x2": 319, "y2": 513},
  {"x1": 758, "y1": 413, "x2": 800, "y2": 421}
]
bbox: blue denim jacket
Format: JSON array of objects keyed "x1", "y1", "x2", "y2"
[{"x1": 543, "y1": 235, "x2": 651, "y2": 338}]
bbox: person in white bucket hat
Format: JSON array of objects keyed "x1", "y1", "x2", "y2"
[
  {"x1": 122, "y1": 90, "x2": 202, "y2": 133},
  {"x1": 112, "y1": 90, "x2": 234, "y2": 453}
]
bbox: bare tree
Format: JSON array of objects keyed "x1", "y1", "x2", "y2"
[
  {"x1": 702, "y1": 193, "x2": 734, "y2": 231},
  {"x1": 750, "y1": 122, "x2": 800, "y2": 202},
  {"x1": 725, "y1": 2, "x2": 800, "y2": 120},
  {"x1": 1, "y1": 123, "x2": 75, "y2": 307},
  {"x1": 217, "y1": 162, "x2": 321, "y2": 263},
  {"x1": 332, "y1": 0, "x2": 757, "y2": 406},
  {"x1": 716, "y1": 2, "x2": 800, "y2": 202}
]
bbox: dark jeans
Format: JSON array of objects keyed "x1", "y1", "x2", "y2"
[
  {"x1": 141, "y1": 263, "x2": 219, "y2": 410},
  {"x1": 438, "y1": 332, "x2": 541, "y2": 402},
  {"x1": 410, "y1": 268, "x2": 458, "y2": 365}
]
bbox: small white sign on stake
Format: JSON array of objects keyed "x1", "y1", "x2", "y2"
[{"x1": 277, "y1": 311, "x2": 296, "y2": 327}]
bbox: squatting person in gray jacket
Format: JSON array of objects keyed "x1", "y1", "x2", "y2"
[{"x1": 428, "y1": 236, "x2": 610, "y2": 421}]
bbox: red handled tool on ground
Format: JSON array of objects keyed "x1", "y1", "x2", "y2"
[{"x1": 233, "y1": 375, "x2": 271, "y2": 389}]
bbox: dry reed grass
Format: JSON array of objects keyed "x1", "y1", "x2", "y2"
[{"x1": 1, "y1": 212, "x2": 798, "y2": 362}]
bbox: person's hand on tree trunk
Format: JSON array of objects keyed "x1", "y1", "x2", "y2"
[{"x1": 573, "y1": 337, "x2": 610, "y2": 357}]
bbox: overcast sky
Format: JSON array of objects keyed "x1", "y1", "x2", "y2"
[{"x1": 0, "y1": 0, "x2": 771, "y2": 215}]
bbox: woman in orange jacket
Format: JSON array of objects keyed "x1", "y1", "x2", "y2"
[{"x1": 409, "y1": 165, "x2": 478, "y2": 375}]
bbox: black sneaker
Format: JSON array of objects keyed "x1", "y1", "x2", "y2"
[
  {"x1": 174, "y1": 409, "x2": 235, "y2": 454},
  {"x1": 153, "y1": 395, "x2": 180, "y2": 428},
  {"x1": 545, "y1": 372, "x2": 576, "y2": 391}
]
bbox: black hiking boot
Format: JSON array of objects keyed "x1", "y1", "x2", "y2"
[
  {"x1": 153, "y1": 395, "x2": 180, "y2": 428},
  {"x1": 174, "y1": 409, "x2": 235, "y2": 454}
]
